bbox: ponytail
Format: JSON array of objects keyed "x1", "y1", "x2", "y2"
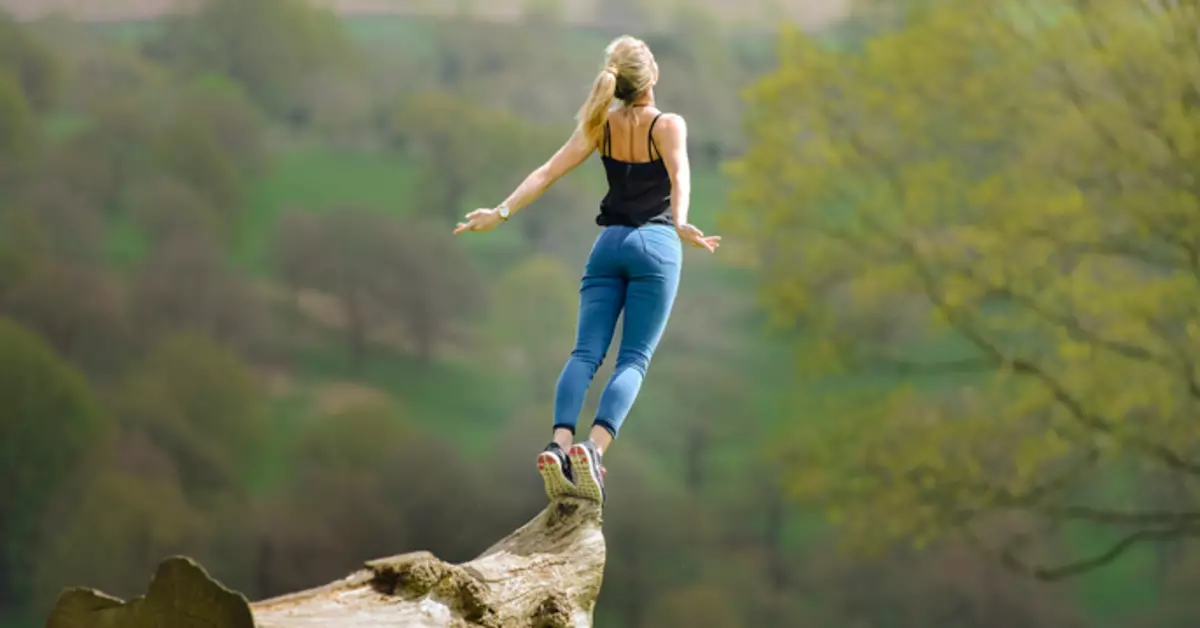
[{"x1": 577, "y1": 67, "x2": 617, "y2": 149}]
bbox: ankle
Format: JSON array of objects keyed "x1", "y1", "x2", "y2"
[{"x1": 553, "y1": 429, "x2": 574, "y2": 451}]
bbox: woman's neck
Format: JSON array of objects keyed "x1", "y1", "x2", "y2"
[{"x1": 625, "y1": 89, "x2": 655, "y2": 108}]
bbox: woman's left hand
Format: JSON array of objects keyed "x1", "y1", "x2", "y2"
[{"x1": 453, "y1": 208, "x2": 503, "y2": 235}]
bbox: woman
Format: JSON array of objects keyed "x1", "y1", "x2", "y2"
[{"x1": 454, "y1": 35, "x2": 721, "y2": 505}]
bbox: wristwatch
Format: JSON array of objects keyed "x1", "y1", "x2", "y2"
[{"x1": 497, "y1": 204, "x2": 510, "y2": 221}]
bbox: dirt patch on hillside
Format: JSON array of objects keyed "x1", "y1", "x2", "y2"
[{"x1": 1, "y1": 0, "x2": 851, "y2": 30}]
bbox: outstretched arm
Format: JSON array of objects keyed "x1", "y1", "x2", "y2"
[
  {"x1": 501, "y1": 126, "x2": 595, "y2": 215},
  {"x1": 454, "y1": 127, "x2": 595, "y2": 235},
  {"x1": 657, "y1": 114, "x2": 720, "y2": 253}
]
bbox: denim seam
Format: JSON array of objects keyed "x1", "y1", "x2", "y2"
[{"x1": 639, "y1": 230, "x2": 677, "y2": 266}]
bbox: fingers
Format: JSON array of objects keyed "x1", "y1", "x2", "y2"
[
  {"x1": 454, "y1": 209, "x2": 492, "y2": 235},
  {"x1": 454, "y1": 217, "x2": 480, "y2": 235},
  {"x1": 682, "y1": 233, "x2": 722, "y2": 253}
]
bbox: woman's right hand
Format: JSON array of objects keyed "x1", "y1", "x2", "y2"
[{"x1": 676, "y1": 223, "x2": 721, "y2": 253}]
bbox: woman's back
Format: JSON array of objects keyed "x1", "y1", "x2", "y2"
[
  {"x1": 596, "y1": 106, "x2": 674, "y2": 228},
  {"x1": 602, "y1": 106, "x2": 663, "y2": 163}
]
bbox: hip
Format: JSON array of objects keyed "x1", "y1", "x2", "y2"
[{"x1": 587, "y1": 224, "x2": 682, "y2": 272}]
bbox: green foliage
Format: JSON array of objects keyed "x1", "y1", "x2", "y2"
[
  {"x1": 154, "y1": 116, "x2": 245, "y2": 218},
  {"x1": 0, "y1": 70, "x2": 34, "y2": 163},
  {"x1": 22, "y1": 14, "x2": 165, "y2": 112},
  {"x1": 391, "y1": 91, "x2": 558, "y2": 222},
  {"x1": 32, "y1": 472, "x2": 206, "y2": 608},
  {"x1": 143, "y1": 0, "x2": 352, "y2": 119},
  {"x1": 0, "y1": 205, "x2": 49, "y2": 296},
  {"x1": 116, "y1": 332, "x2": 269, "y2": 496},
  {"x1": 0, "y1": 11, "x2": 61, "y2": 111},
  {"x1": 484, "y1": 255, "x2": 578, "y2": 399},
  {"x1": 274, "y1": 207, "x2": 482, "y2": 368},
  {"x1": 0, "y1": 317, "x2": 107, "y2": 603},
  {"x1": 728, "y1": 0, "x2": 1200, "y2": 579},
  {"x1": 641, "y1": 584, "x2": 743, "y2": 628}
]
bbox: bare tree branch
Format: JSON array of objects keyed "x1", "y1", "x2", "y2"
[
  {"x1": 1033, "y1": 505, "x2": 1200, "y2": 526},
  {"x1": 1026, "y1": 526, "x2": 1200, "y2": 582},
  {"x1": 901, "y1": 240, "x2": 1200, "y2": 477},
  {"x1": 963, "y1": 515, "x2": 1200, "y2": 583}
]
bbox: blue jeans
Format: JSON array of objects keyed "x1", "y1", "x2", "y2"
[{"x1": 553, "y1": 225, "x2": 682, "y2": 439}]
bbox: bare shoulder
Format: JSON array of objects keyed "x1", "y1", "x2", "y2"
[
  {"x1": 653, "y1": 113, "x2": 687, "y2": 143},
  {"x1": 656, "y1": 112, "x2": 686, "y2": 131}
]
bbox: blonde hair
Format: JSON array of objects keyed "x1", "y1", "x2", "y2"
[{"x1": 577, "y1": 35, "x2": 657, "y2": 149}]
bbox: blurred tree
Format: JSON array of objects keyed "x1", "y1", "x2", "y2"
[
  {"x1": 640, "y1": 583, "x2": 742, "y2": 628},
  {"x1": 52, "y1": 93, "x2": 158, "y2": 216},
  {"x1": 129, "y1": 229, "x2": 269, "y2": 354},
  {"x1": 258, "y1": 404, "x2": 410, "y2": 594},
  {"x1": 0, "y1": 205, "x2": 49, "y2": 298},
  {"x1": 640, "y1": 356, "x2": 748, "y2": 492},
  {"x1": 727, "y1": 1, "x2": 1200, "y2": 579},
  {"x1": 23, "y1": 13, "x2": 165, "y2": 112},
  {"x1": 1139, "y1": 549, "x2": 1200, "y2": 627},
  {"x1": 296, "y1": 69, "x2": 375, "y2": 147},
  {"x1": 164, "y1": 75, "x2": 269, "y2": 177},
  {"x1": 645, "y1": 7, "x2": 745, "y2": 168},
  {"x1": 153, "y1": 116, "x2": 246, "y2": 223},
  {"x1": 9, "y1": 180, "x2": 105, "y2": 263},
  {"x1": 115, "y1": 332, "x2": 269, "y2": 498},
  {"x1": 513, "y1": 175, "x2": 593, "y2": 255},
  {"x1": 0, "y1": 317, "x2": 108, "y2": 610},
  {"x1": 390, "y1": 217, "x2": 482, "y2": 363},
  {"x1": 425, "y1": 20, "x2": 530, "y2": 99},
  {"x1": 391, "y1": 91, "x2": 551, "y2": 223},
  {"x1": 143, "y1": 0, "x2": 352, "y2": 122},
  {"x1": 125, "y1": 177, "x2": 222, "y2": 243},
  {"x1": 424, "y1": 15, "x2": 595, "y2": 120},
  {"x1": 0, "y1": 11, "x2": 61, "y2": 111},
  {"x1": 0, "y1": 70, "x2": 35, "y2": 167},
  {"x1": 32, "y1": 472, "x2": 206, "y2": 612},
  {"x1": 5, "y1": 261, "x2": 128, "y2": 375},
  {"x1": 260, "y1": 402, "x2": 494, "y2": 595},
  {"x1": 485, "y1": 255, "x2": 577, "y2": 400},
  {"x1": 796, "y1": 537, "x2": 1090, "y2": 628},
  {"x1": 274, "y1": 208, "x2": 480, "y2": 370}
]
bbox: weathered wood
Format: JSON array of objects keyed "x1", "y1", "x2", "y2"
[{"x1": 46, "y1": 498, "x2": 605, "y2": 628}]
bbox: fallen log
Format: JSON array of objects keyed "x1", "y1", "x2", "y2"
[{"x1": 46, "y1": 498, "x2": 605, "y2": 628}]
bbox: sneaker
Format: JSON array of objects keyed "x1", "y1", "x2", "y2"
[
  {"x1": 537, "y1": 442, "x2": 575, "y2": 500},
  {"x1": 568, "y1": 440, "x2": 606, "y2": 504}
]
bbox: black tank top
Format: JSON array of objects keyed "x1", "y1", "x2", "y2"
[{"x1": 595, "y1": 112, "x2": 673, "y2": 228}]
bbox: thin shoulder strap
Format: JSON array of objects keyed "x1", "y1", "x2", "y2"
[
  {"x1": 647, "y1": 113, "x2": 665, "y2": 161},
  {"x1": 603, "y1": 121, "x2": 611, "y2": 157}
]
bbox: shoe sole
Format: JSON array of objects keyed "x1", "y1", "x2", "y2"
[
  {"x1": 537, "y1": 451, "x2": 574, "y2": 501},
  {"x1": 568, "y1": 444, "x2": 605, "y2": 504}
]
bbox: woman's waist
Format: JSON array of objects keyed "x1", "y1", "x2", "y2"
[{"x1": 599, "y1": 191, "x2": 671, "y2": 213}]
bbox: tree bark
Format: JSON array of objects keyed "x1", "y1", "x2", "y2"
[{"x1": 45, "y1": 498, "x2": 605, "y2": 628}]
